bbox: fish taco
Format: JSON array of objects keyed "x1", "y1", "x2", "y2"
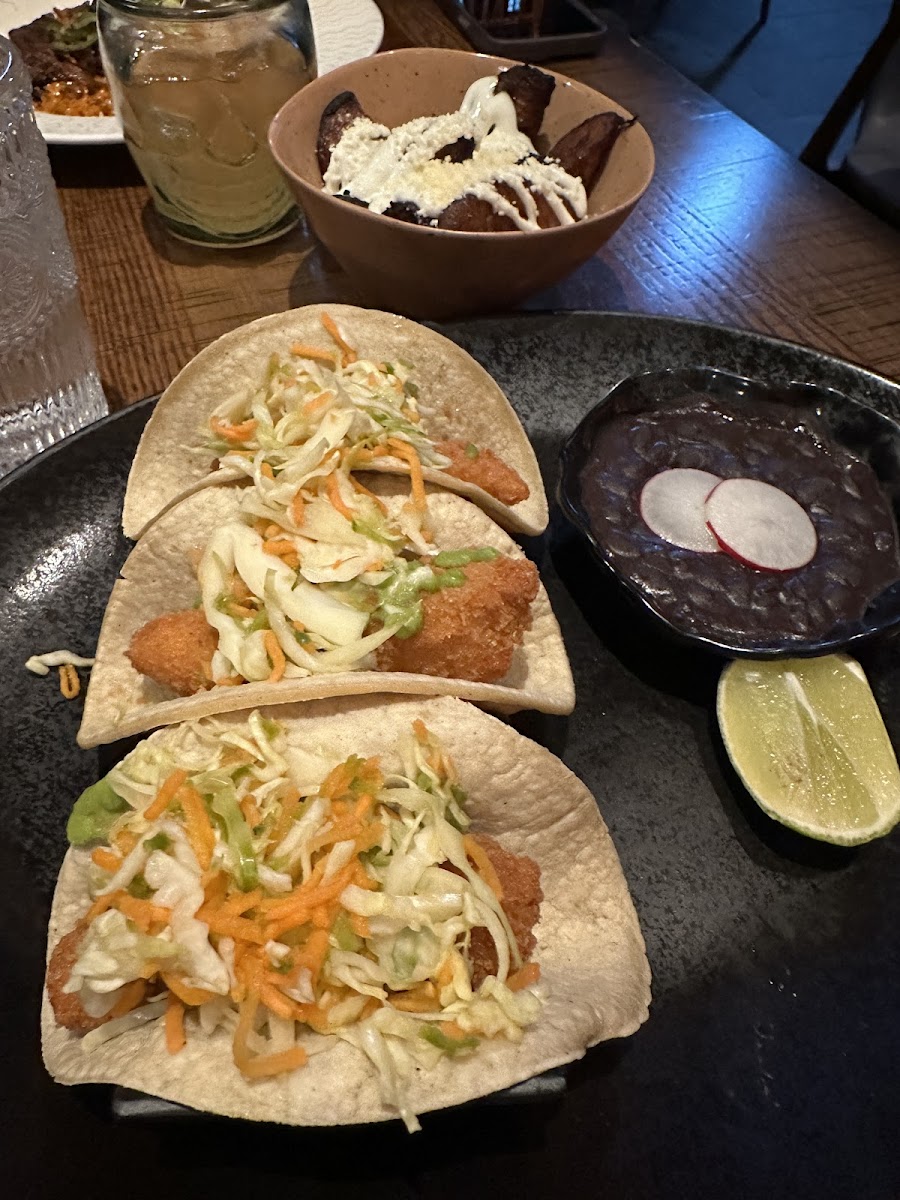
[
  {"x1": 122, "y1": 305, "x2": 547, "y2": 541},
  {"x1": 79, "y1": 473, "x2": 573, "y2": 748},
  {"x1": 44, "y1": 695, "x2": 651, "y2": 1129}
]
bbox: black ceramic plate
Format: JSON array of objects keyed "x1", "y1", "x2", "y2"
[
  {"x1": 3, "y1": 313, "x2": 900, "y2": 1199},
  {"x1": 558, "y1": 365, "x2": 900, "y2": 657}
]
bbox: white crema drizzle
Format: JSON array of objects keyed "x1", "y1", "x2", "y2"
[{"x1": 322, "y1": 76, "x2": 587, "y2": 231}]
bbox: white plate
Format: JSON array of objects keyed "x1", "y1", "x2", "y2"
[{"x1": 0, "y1": 0, "x2": 383, "y2": 146}]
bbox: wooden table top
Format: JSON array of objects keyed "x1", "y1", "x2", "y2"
[{"x1": 49, "y1": 0, "x2": 900, "y2": 410}]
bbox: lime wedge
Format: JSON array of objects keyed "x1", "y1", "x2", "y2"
[{"x1": 717, "y1": 654, "x2": 900, "y2": 845}]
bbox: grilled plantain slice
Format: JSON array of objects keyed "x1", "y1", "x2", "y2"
[
  {"x1": 494, "y1": 65, "x2": 556, "y2": 141},
  {"x1": 549, "y1": 112, "x2": 635, "y2": 193},
  {"x1": 316, "y1": 90, "x2": 366, "y2": 176}
]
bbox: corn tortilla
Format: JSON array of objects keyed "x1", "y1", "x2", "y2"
[
  {"x1": 80, "y1": 481, "x2": 574, "y2": 749},
  {"x1": 122, "y1": 305, "x2": 548, "y2": 541},
  {"x1": 45, "y1": 694, "x2": 651, "y2": 1126}
]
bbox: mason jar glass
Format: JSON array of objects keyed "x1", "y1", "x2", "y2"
[
  {"x1": 97, "y1": 0, "x2": 316, "y2": 247},
  {"x1": 0, "y1": 36, "x2": 107, "y2": 478}
]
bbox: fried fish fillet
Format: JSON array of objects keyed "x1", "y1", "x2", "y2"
[
  {"x1": 375, "y1": 556, "x2": 539, "y2": 684},
  {"x1": 466, "y1": 834, "x2": 543, "y2": 989},
  {"x1": 46, "y1": 920, "x2": 110, "y2": 1034},
  {"x1": 126, "y1": 609, "x2": 217, "y2": 697},
  {"x1": 436, "y1": 439, "x2": 531, "y2": 505}
]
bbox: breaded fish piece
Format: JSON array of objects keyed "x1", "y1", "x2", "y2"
[
  {"x1": 375, "y1": 556, "x2": 539, "y2": 683},
  {"x1": 436, "y1": 439, "x2": 531, "y2": 506},
  {"x1": 467, "y1": 834, "x2": 543, "y2": 989},
  {"x1": 46, "y1": 920, "x2": 110, "y2": 1034},
  {"x1": 127, "y1": 609, "x2": 218, "y2": 697}
]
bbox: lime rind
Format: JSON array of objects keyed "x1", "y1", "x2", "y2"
[{"x1": 717, "y1": 654, "x2": 900, "y2": 846}]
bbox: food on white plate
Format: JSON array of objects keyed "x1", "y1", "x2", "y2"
[
  {"x1": 704, "y1": 478, "x2": 818, "y2": 572},
  {"x1": 317, "y1": 64, "x2": 635, "y2": 232},
  {"x1": 43, "y1": 697, "x2": 651, "y2": 1130},
  {"x1": 10, "y1": 4, "x2": 112, "y2": 117},
  {"x1": 638, "y1": 468, "x2": 721, "y2": 553}
]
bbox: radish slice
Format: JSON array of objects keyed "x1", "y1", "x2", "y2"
[
  {"x1": 639, "y1": 468, "x2": 722, "y2": 552},
  {"x1": 705, "y1": 478, "x2": 817, "y2": 571}
]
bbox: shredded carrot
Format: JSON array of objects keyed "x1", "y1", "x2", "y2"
[
  {"x1": 113, "y1": 893, "x2": 172, "y2": 933},
  {"x1": 91, "y1": 847, "x2": 122, "y2": 873},
  {"x1": 260, "y1": 462, "x2": 275, "y2": 480},
  {"x1": 290, "y1": 343, "x2": 338, "y2": 366},
  {"x1": 144, "y1": 769, "x2": 189, "y2": 821},
  {"x1": 390, "y1": 983, "x2": 441, "y2": 1013},
  {"x1": 262, "y1": 539, "x2": 300, "y2": 569},
  {"x1": 463, "y1": 835, "x2": 504, "y2": 902},
  {"x1": 240, "y1": 794, "x2": 261, "y2": 829},
  {"x1": 321, "y1": 312, "x2": 358, "y2": 366},
  {"x1": 204, "y1": 870, "x2": 229, "y2": 907},
  {"x1": 349, "y1": 474, "x2": 389, "y2": 514},
  {"x1": 226, "y1": 601, "x2": 255, "y2": 619},
  {"x1": 349, "y1": 912, "x2": 370, "y2": 939},
  {"x1": 219, "y1": 888, "x2": 263, "y2": 919},
  {"x1": 59, "y1": 663, "x2": 80, "y2": 699},
  {"x1": 311, "y1": 904, "x2": 331, "y2": 930},
  {"x1": 258, "y1": 982, "x2": 303, "y2": 1022},
  {"x1": 412, "y1": 719, "x2": 428, "y2": 743},
  {"x1": 439, "y1": 1020, "x2": 470, "y2": 1040},
  {"x1": 240, "y1": 1044, "x2": 309, "y2": 1079},
  {"x1": 161, "y1": 972, "x2": 219, "y2": 1007},
  {"x1": 290, "y1": 490, "x2": 306, "y2": 527},
  {"x1": 285, "y1": 928, "x2": 331, "y2": 987},
  {"x1": 215, "y1": 675, "x2": 247, "y2": 687},
  {"x1": 204, "y1": 914, "x2": 268, "y2": 943},
  {"x1": 109, "y1": 979, "x2": 146, "y2": 1019},
  {"x1": 388, "y1": 438, "x2": 426, "y2": 511},
  {"x1": 436, "y1": 956, "x2": 455, "y2": 990},
  {"x1": 325, "y1": 471, "x2": 355, "y2": 522},
  {"x1": 210, "y1": 416, "x2": 257, "y2": 443},
  {"x1": 506, "y1": 962, "x2": 541, "y2": 992},
  {"x1": 270, "y1": 788, "x2": 300, "y2": 847},
  {"x1": 303, "y1": 390, "x2": 334, "y2": 416},
  {"x1": 165, "y1": 994, "x2": 186, "y2": 1053},
  {"x1": 113, "y1": 829, "x2": 138, "y2": 856},
  {"x1": 264, "y1": 630, "x2": 286, "y2": 683},
  {"x1": 86, "y1": 889, "x2": 122, "y2": 922},
  {"x1": 178, "y1": 784, "x2": 216, "y2": 871},
  {"x1": 232, "y1": 991, "x2": 260, "y2": 1071}
]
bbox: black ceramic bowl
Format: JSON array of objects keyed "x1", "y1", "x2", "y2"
[{"x1": 558, "y1": 366, "x2": 900, "y2": 658}]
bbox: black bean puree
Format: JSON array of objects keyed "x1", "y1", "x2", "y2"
[{"x1": 579, "y1": 395, "x2": 900, "y2": 645}]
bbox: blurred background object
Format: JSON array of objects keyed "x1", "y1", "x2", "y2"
[
  {"x1": 97, "y1": 0, "x2": 316, "y2": 247},
  {"x1": 0, "y1": 34, "x2": 106, "y2": 478},
  {"x1": 591, "y1": 0, "x2": 900, "y2": 228}
]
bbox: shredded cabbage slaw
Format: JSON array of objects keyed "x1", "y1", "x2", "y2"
[
  {"x1": 63, "y1": 714, "x2": 542, "y2": 1131},
  {"x1": 202, "y1": 313, "x2": 452, "y2": 489},
  {"x1": 196, "y1": 452, "x2": 497, "y2": 686}
]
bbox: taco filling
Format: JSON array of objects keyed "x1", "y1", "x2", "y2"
[
  {"x1": 202, "y1": 312, "x2": 529, "y2": 508},
  {"x1": 125, "y1": 470, "x2": 538, "y2": 694},
  {"x1": 48, "y1": 713, "x2": 543, "y2": 1132}
]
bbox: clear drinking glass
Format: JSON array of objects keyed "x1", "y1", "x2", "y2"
[
  {"x1": 97, "y1": 0, "x2": 316, "y2": 247},
  {"x1": 0, "y1": 37, "x2": 107, "y2": 478}
]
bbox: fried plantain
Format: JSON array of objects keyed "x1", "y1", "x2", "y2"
[
  {"x1": 494, "y1": 64, "x2": 556, "y2": 141},
  {"x1": 316, "y1": 90, "x2": 366, "y2": 176},
  {"x1": 549, "y1": 111, "x2": 635, "y2": 194}
]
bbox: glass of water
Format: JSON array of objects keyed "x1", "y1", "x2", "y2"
[
  {"x1": 0, "y1": 36, "x2": 107, "y2": 479},
  {"x1": 97, "y1": 0, "x2": 316, "y2": 247}
]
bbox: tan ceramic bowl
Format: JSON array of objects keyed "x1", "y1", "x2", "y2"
[{"x1": 269, "y1": 47, "x2": 655, "y2": 319}]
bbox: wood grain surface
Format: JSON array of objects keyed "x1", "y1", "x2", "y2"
[{"x1": 48, "y1": 0, "x2": 900, "y2": 409}]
